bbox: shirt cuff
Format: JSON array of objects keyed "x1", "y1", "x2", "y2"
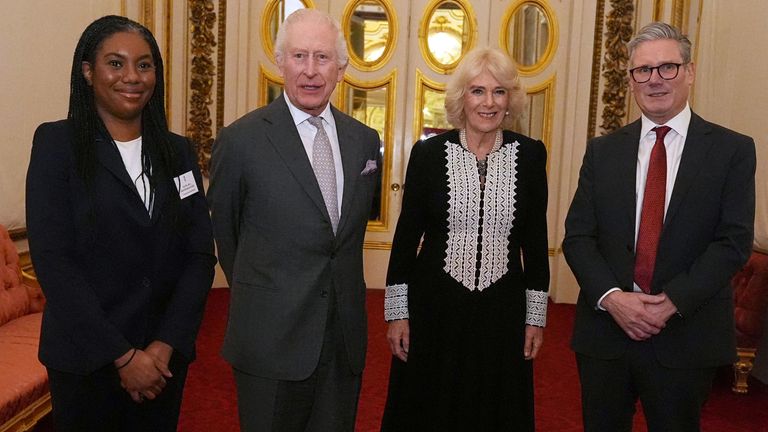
[
  {"x1": 596, "y1": 287, "x2": 623, "y2": 310},
  {"x1": 525, "y1": 289, "x2": 548, "y2": 327},
  {"x1": 384, "y1": 283, "x2": 409, "y2": 321}
]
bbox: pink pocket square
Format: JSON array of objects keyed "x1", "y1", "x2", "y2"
[{"x1": 361, "y1": 159, "x2": 378, "y2": 175}]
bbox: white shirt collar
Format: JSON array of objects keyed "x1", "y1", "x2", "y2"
[
  {"x1": 283, "y1": 92, "x2": 334, "y2": 127},
  {"x1": 640, "y1": 103, "x2": 691, "y2": 140}
]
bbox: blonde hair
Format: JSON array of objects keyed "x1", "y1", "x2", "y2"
[{"x1": 445, "y1": 47, "x2": 526, "y2": 130}]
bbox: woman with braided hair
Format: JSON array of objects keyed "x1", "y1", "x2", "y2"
[{"x1": 26, "y1": 15, "x2": 216, "y2": 431}]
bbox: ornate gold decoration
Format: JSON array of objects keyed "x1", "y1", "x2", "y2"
[
  {"x1": 413, "y1": 69, "x2": 448, "y2": 140},
  {"x1": 733, "y1": 348, "x2": 756, "y2": 394},
  {"x1": 419, "y1": 0, "x2": 477, "y2": 75},
  {"x1": 524, "y1": 76, "x2": 555, "y2": 171},
  {"x1": 187, "y1": 0, "x2": 216, "y2": 175},
  {"x1": 337, "y1": 71, "x2": 397, "y2": 231},
  {"x1": 653, "y1": 0, "x2": 664, "y2": 22},
  {"x1": 599, "y1": 0, "x2": 634, "y2": 135},
  {"x1": 259, "y1": 64, "x2": 284, "y2": 107},
  {"x1": 500, "y1": 0, "x2": 559, "y2": 77},
  {"x1": 364, "y1": 240, "x2": 392, "y2": 250},
  {"x1": 0, "y1": 393, "x2": 51, "y2": 432},
  {"x1": 261, "y1": 0, "x2": 315, "y2": 64},
  {"x1": 672, "y1": 0, "x2": 689, "y2": 32},
  {"x1": 216, "y1": 0, "x2": 226, "y2": 131},
  {"x1": 142, "y1": 0, "x2": 155, "y2": 32},
  {"x1": 8, "y1": 227, "x2": 26, "y2": 241},
  {"x1": 342, "y1": 0, "x2": 398, "y2": 72},
  {"x1": 587, "y1": 0, "x2": 606, "y2": 139}
]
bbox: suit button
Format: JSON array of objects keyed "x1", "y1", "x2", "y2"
[
  {"x1": 330, "y1": 252, "x2": 336, "y2": 259},
  {"x1": 142, "y1": 278, "x2": 151, "y2": 287},
  {"x1": 321, "y1": 290, "x2": 328, "y2": 298}
]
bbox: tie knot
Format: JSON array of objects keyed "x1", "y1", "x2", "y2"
[
  {"x1": 653, "y1": 126, "x2": 671, "y2": 143},
  {"x1": 308, "y1": 116, "x2": 324, "y2": 128}
]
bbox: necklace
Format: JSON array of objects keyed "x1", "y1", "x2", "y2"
[{"x1": 459, "y1": 128, "x2": 503, "y2": 177}]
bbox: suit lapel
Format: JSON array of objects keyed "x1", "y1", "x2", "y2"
[
  {"x1": 334, "y1": 107, "x2": 364, "y2": 234},
  {"x1": 96, "y1": 135, "x2": 152, "y2": 223},
  {"x1": 664, "y1": 113, "x2": 713, "y2": 225},
  {"x1": 263, "y1": 96, "x2": 331, "y2": 223},
  {"x1": 616, "y1": 120, "x2": 642, "y2": 237}
]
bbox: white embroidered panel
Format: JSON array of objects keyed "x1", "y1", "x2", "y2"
[
  {"x1": 384, "y1": 283, "x2": 409, "y2": 321},
  {"x1": 526, "y1": 289, "x2": 548, "y2": 327},
  {"x1": 444, "y1": 140, "x2": 519, "y2": 291}
]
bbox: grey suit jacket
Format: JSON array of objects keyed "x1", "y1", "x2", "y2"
[
  {"x1": 208, "y1": 95, "x2": 381, "y2": 380},
  {"x1": 563, "y1": 113, "x2": 755, "y2": 368}
]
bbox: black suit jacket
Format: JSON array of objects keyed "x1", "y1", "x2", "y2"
[
  {"x1": 26, "y1": 119, "x2": 216, "y2": 374},
  {"x1": 564, "y1": 113, "x2": 755, "y2": 368},
  {"x1": 208, "y1": 96, "x2": 381, "y2": 380}
]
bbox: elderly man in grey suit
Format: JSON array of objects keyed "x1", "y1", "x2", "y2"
[{"x1": 207, "y1": 8, "x2": 380, "y2": 432}]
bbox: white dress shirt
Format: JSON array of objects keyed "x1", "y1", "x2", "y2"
[
  {"x1": 597, "y1": 103, "x2": 692, "y2": 308},
  {"x1": 284, "y1": 95, "x2": 344, "y2": 216}
]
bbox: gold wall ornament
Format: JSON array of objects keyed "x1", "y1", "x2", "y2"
[
  {"x1": 343, "y1": 0, "x2": 397, "y2": 71},
  {"x1": 336, "y1": 71, "x2": 397, "y2": 230},
  {"x1": 187, "y1": 0, "x2": 216, "y2": 175},
  {"x1": 259, "y1": 64, "x2": 285, "y2": 107},
  {"x1": 522, "y1": 76, "x2": 555, "y2": 171},
  {"x1": 261, "y1": 0, "x2": 314, "y2": 64},
  {"x1": 216, "y1": 0, "x2": 226, "y2": 131},
  {"x1": 413, "y1": 70, "x2": 450, "y2": 140},
  {"x1": 501, "y1": 0, "x2": 558, "y2": 76},
  {"x1": 587, "y1": 0, "x2": 606, "y2": 139},
  {"x1": 419, "y1": 0, "x2": 476, "y2": 74},
  {"x1": 599, "y1": 0, "x2": 634, "y2": 135}
]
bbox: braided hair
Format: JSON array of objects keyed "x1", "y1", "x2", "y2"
[{"x1": 68, "y1": 15, "x2": 176, "y2": 192}]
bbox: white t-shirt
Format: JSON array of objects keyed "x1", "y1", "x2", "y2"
[{"x1": 114, "y1": 136, "x2": 153, "y2": 214}]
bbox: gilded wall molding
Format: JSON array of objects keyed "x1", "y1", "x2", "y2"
[
  {"x1": 587, "y1": 0, "x2": 606, "y2": 139},
  {"x1": 187, "y1": 0, "x2": 216, "y2": 175},
  {"x1": 216, "y1": 0, "x2": 226, "y2": 131},
  {"x1": 599, "y1": 0, "x2": 634, "y2": 135}
]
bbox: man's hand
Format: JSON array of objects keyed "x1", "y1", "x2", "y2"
[
  {"x1": 601, "y1": 291, "x2": 667, "y2": 341},
  {"x1": 524, "y1": 325, "x2": 544, "y2": 360},
  {"x1": 645, "y1": 292, "x2": 678, "y2": 324},
  {"x1": 386, "y1": 319, "x2": 410, "y2": 362},
  {"x1": 115, "y1": 349, "x2": 171, "y2": 403}
]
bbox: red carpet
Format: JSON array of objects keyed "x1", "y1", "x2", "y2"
[{"x1": 179, "y1": 289, "x2": 768, "y2": 431}]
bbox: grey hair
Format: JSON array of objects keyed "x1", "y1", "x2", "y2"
[
  {"x1": 274, "y1": 8, "x2": 349, "y2": 67},
  {"x1": 627, "y1": 22, "x2": 692, "y2": 64}
]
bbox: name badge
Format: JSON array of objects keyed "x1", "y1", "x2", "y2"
[{"x1": 174, "y1": 170, "x2": 199, "y2": 199}]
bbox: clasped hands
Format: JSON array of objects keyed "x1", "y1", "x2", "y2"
[
  {"x1": 114, "y1": 340, "x2": 174, "y2": 403},
  {"x1": 601, "y1": 291, "x2": 678, "y2": 341}
]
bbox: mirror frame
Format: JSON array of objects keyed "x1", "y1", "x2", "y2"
[
  {"x1": 259, "y1": 64, "x2": 284, "y2": 107},
  {"x1": 413, "y1": 69, "x2": 449, "y2": 141},
  {"x1": 500, "y1": 0, "x2": 558, "y2": 76},
  {"x1": 419, "y1": 0, "x2": 477, "y2": 75},
  {"x1": 523, "y1": 76, "x2": 555, "y2": 172},
  {"x1": 260, "y1": 0, "x2": 315, "y2": 64},
  {"x1": 342, "y1": 0, "x2": 398, "y2": 72},
  {"x1": 336, "y1": 71, "x2": 398, "y2": 231}
]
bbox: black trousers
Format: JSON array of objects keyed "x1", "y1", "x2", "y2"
[
  {"x1": 47, "y1": 352, "x2": 188, "y2": 432},
  {"x1": 233, "y1": 300, "x2": 362, "y2": 432},
  {"x1": 577, "y1": 340, "x2": 716, "y2": 432}
]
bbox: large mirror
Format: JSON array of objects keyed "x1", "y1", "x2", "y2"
[
  {"x1": 518, "y1": 79, "x2": 553, "y2": 169},
  {"x1": 502, "y1": 0, "x2": 557, "y2": 75},
  {"x1": 337, "y1": 73, "x2": 396, "y2": 228},
  {"x1": 261, "y1": 0, "x2": 313, "y2": 62},
  {"x1": 259, "y1": 65, "x2": 284, "y2": 107},
  {"x1": 420, "y1": 0, "x2": 475, "y2": 74},
  {"x1": 414, "y1": 71, "x2": 451, "y2": 140},
  {"x1": 343, "y1": 0, "x2": 397, "y2": 71}
]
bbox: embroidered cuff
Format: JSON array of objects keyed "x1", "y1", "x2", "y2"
[
  {"x1": 384, "y1": 283, "x2": 409, "y2": 322},
  {"x1": 525, "y1": 289, "x2": 548, "y2": 327}
]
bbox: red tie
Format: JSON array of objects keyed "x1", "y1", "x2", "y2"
[{"x1": 634, "y1": 126, "x2": 671, "y2": 294}]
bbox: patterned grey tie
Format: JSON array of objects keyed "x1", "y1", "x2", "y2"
[{"x1": 307, "y1": 116, "x2": 339, "y2": 233}]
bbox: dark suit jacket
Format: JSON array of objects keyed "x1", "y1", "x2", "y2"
[
  {"x1": 564, "y1": 112, "x2": 755, "y2": 368},
  {"x1": 26, "y1": 119, "x2": 216, "y2": 374},
  {"x1": 208, "y1": 95, "x2": 381, "y2": 380}
]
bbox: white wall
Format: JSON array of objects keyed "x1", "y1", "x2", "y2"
[{"x1": 0, "y1": 1, "x2": 123, "y2": 232}]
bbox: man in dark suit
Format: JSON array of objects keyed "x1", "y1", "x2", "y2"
[
  {"x1": 207, "y1": 8, "x2": 380, "y2": 432},
  {"x1": 563, "y1": 22, "x2": 755, "y2": 431}
]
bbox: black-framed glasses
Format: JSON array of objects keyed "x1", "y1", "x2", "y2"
[{"x1": 629, "y1": 63, "x2": 685, "y2": 83}]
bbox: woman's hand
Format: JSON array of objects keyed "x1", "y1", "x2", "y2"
[
  {"x1": 387, "y1": 319, "x2": 410, "y2": 362},
  {"x1": 115, "y1": 349, "x2": 172, "y2": 402},
  {"x1": 523, "y1": 325, "x2": 544, "y2": 360}
]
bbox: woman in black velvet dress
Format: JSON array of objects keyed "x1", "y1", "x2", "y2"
[{"x1": 381, "y1": 47, "x2": 549, "y2": 431}]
